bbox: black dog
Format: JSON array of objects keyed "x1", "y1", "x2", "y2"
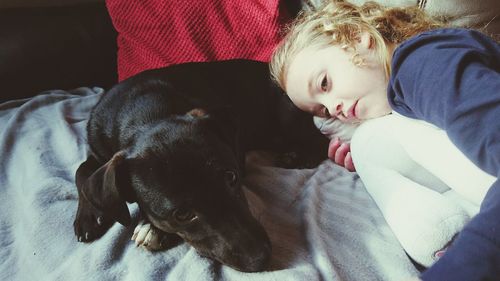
[{"x1": 73, "y1": 59, "x2": 329, "y2": 272}]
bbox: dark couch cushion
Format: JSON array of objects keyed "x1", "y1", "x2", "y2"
[{"x1": 0, "y1": 2, "x2": 117, "y2": 102}]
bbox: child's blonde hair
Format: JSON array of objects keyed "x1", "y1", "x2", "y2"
[{"x1": 270, "y1": 0, "x2": 444, "y2": 90}]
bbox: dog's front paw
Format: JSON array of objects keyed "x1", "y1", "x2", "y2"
[
  {"x1": 73, "y1": 197, "x2": 114, "y2": 242},
  {"x1": 132, "y1": 221, "x2": 182, "y2": 251}
]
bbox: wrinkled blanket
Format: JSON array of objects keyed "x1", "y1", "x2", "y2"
[{"x1": 0, "y1": 88, "x2": 419, "y2": 280}]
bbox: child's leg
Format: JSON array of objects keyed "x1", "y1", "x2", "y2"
[
  {"x1": 351, "y1": 115, "x2": 470, "y2": 267},
  {"x1": 386, "y1": 113, "x2": 495, "y2": 207}
]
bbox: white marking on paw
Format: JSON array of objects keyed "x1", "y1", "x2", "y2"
[{"x1": 131, "y1": 221, "x2": 162, "y2": 250}]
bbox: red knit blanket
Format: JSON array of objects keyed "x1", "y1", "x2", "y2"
[{"x1": 106, "y1": 0, "x2": 289, "y2": 81}]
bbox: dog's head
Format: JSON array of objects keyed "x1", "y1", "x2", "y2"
[{"x1": 80, "y1": 109, "x2": 271, "y2": 272}]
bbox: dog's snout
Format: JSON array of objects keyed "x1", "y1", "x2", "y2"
[
  {"x1": 220, "y1": 237, "x2": 271, "y2": 272},
  {"x1": 226, "y1": 220, "x2": 272, "y2": 272},
  {"x1": 242, "y1": 238, "x2": 272, "y2": 272},
  {"x1": 194, "y1": 211, "x2": 272, "y2": 272}
]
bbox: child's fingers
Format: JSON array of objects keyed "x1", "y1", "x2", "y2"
[
  {"x1": 334, "y1": 142, "x2": 350, "y2": 166},
  {"x1": 328, "y1": 137, "x2": 341, "y2": 160},
  {"x1": 344, "y1": 152, "x2": 356, "y2": 172},
  {"x1": 328, "y1": 138, "x2": 355, "y2": 171}
]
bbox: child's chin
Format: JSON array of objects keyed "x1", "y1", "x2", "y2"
[{"x1": 365, "y1": 110, "x2": 391, "y2": 120}]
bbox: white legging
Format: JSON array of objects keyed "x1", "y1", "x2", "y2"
[{"x1": 350, "y1": 113, "x2": 495, "y2": 267}]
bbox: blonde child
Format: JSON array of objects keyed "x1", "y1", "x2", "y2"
[{"x1": 270, "y1": 1, "x2": 500, "y2": 280}]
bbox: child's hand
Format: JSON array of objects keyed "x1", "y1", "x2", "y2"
[{"x1": 328, "y1": 137, "x2": 355, "y2": 172}]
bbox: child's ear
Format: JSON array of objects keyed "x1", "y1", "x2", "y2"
[{"x1": 357, "y1": 31, "x2": 373, "y2": 50}]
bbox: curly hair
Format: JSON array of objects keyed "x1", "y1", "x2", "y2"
[{"x1": 270, "y1": 0, "x2": 445, "y2": 91}]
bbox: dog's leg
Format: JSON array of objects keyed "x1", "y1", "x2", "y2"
[
  {"x1": 73, "y1": 155, "x2": 115, "y2": 242},
  {"x1": 132, "y1": 220, "x2": 183, "y2": 251}
]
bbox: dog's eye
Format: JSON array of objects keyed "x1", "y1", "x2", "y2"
[
  {"x1": 173, "y1": 208, "x2": 197, "y2": 224},
  {"x1": 224, "y1": 170, "x2": 238, "y2": 186}
]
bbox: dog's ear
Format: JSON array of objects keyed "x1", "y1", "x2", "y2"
[
  {"x1": 187, "y1": 107, "x2": 239, "y2": 148},
  {"x1": 81, "y1": 151, "x2": 132, "y2": 226},
  {"x1": 187, "y1": 107, "x2": 244, "y2": 170},
  {"x1": 204, "y1": 107, "x2": 245, "y2": 171},
  {"x1": 205, "y1": 107, "x2": 239, "y2": 144}
]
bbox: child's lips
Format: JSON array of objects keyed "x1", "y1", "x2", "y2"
[{"x1": 346, "y1": 100, "x2": 358, "y2": 119}]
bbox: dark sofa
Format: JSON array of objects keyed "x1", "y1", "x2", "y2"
[{"x1": 0, "y1": 2, "x2": 117, "y2": 102}]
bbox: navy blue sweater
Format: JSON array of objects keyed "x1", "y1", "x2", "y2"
[{"x1": 388, "y1": 28, "x2": 500, "y2": 281}]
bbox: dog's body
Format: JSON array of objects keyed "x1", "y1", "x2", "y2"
[{"x1": 73, "y1": 60, "x2": 328, "y2": 272}]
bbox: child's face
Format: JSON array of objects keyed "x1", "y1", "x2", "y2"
[{"x1": 285, "y1": 35, "x2": 391, "y2": 123}]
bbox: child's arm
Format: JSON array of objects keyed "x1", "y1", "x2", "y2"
[{"x1": 389, "y1": 28, "x2": 500, "y2": 281}]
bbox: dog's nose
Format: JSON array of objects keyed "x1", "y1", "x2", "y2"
[
  {"x1": 231, "y1": 231, "x2": 272, "y2": 272},
  {"x1": 250, "y1": 240, "x2": 272, "y2": 271},
  {"x1": 231, "y1": 239, "x2": 271, "y2": 272}
]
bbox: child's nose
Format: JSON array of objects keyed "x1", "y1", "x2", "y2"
[
  {"x1": 325, "y1": 103, "x2": 343, "y2": 117},
  {"x1": 326, "y1": 102, "x2": 343, "y2": 117},
  {"x1": 335, "y1": 103, "x2": 343, "y2": 114},
  {"x1": 321, "y1": 93, "x2": 343, "y2": 117}
]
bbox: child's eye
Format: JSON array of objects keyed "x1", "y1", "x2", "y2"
[{"x1": 321, "y1": 75, "x2": 328, "y2": 92}]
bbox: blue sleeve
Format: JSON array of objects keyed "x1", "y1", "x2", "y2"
[{"x1": 388, "y1": 28, "x2": 500, "y2": 281}]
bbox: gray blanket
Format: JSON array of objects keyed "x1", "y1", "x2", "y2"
[{"x1": 0, "y1": 88, "x2": 418, "y2": 280}]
